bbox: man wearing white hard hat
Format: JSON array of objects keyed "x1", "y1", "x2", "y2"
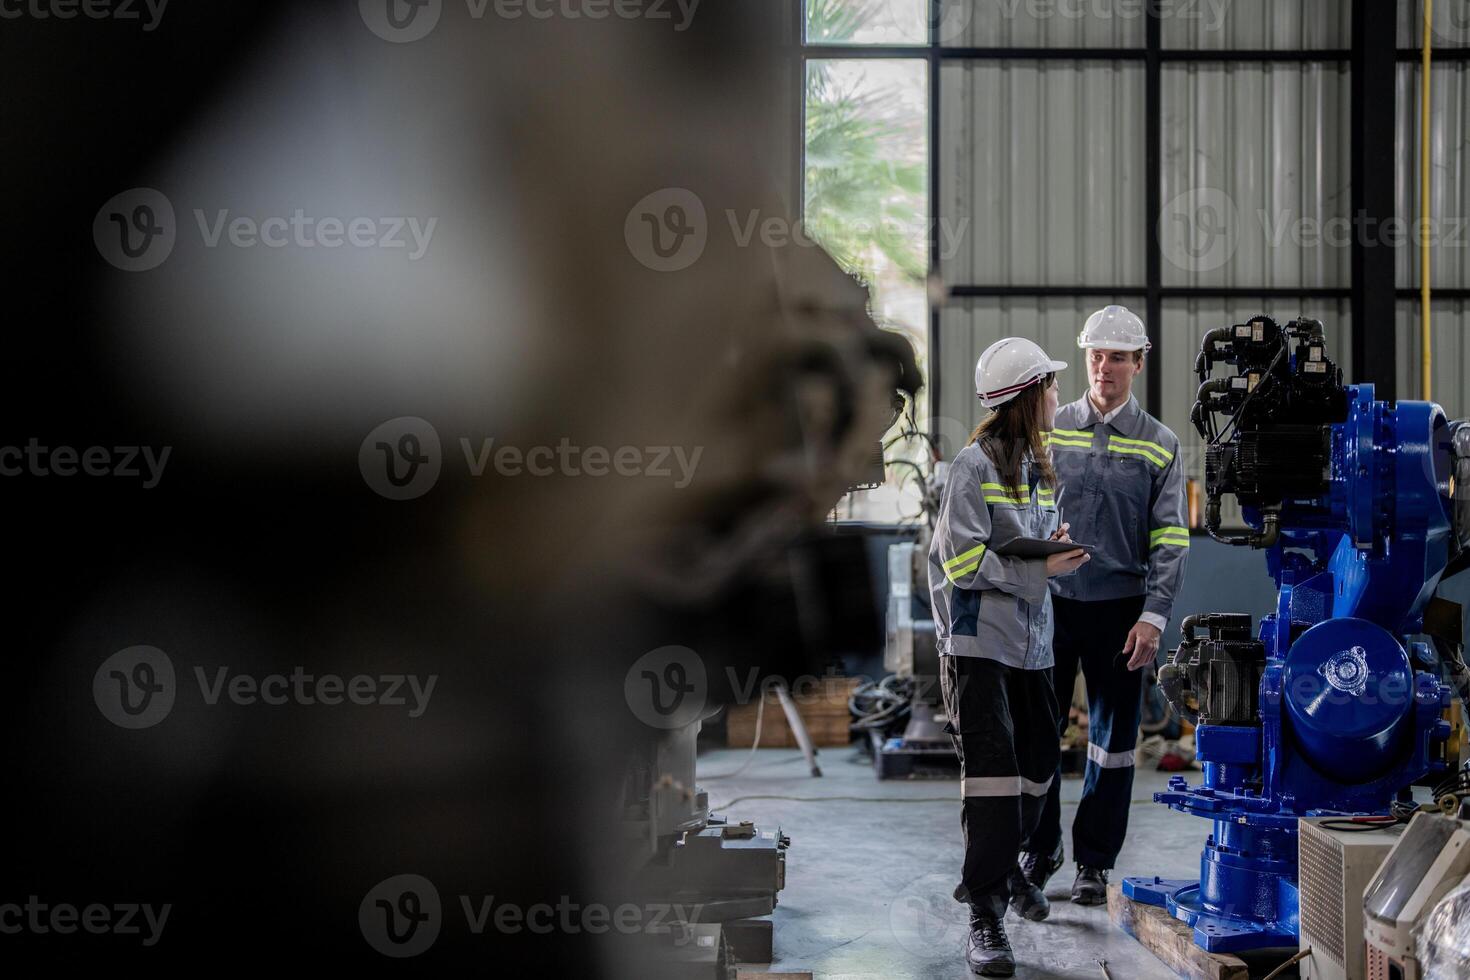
[
  {"x1": 1018, "y1": 305, "x2": 1190, "y2": 908},
  {"x1": 929, "y1": 337, "x2": 1090, "y2": 976}
]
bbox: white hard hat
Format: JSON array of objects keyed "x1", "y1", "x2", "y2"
[
  {"x1": 1078, "y1": 304, "x2": 1152, "y2": 352},
  {"x1": 974, "y1": 337, "x2": 1067, "y2": 408}
]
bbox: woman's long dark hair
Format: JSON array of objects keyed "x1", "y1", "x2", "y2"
[{"x1": 969, "y1": 373, "x2": 1056, "y2": 492}]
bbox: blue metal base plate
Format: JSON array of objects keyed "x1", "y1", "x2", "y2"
[{"x1": 1121, "y1": 876, "x2": 1297, "y2": 954}]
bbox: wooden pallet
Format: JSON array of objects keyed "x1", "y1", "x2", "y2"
[
  {"x1": 726, "y1": 678, "x2": 859, "y2": 749},
  {"x1": 1108, "y1": 883, "x2": 1250, "y2": 980}
]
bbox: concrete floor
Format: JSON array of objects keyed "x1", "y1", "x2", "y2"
[{"x1": 698, "y1": 746, "x2": 1210, "y2": 979}]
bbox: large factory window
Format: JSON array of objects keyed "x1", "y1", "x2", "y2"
[{"x1": 805, "y1": 1, "x2": 931, "y2": 524}]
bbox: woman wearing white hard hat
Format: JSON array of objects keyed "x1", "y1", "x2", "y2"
[{"x1": 928, "y1": 337, "x2": 1090, "y2": 977}]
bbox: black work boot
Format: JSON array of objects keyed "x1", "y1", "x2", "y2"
[
  {"x1": 1018, "y1": 841, "x2": 1064, "y2": 894},
  {"x1": 965, "y1": 899, "x2": 1016, "y2": 977},
  {"x1": 1071, "y1": 865, "x2": 1109, "y2": 906},
  {"x1": 1007, "y1": 864, "x2": 1050, "y2": 921}
]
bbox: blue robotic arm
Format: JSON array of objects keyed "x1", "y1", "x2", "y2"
[{"x1": 1123, "y1": 316, "x2": 1467, "y2": 953}]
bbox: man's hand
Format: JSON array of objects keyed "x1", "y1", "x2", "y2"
[{"x1": 1122, "y1": 621, "x2": 1162, "y2": 671}]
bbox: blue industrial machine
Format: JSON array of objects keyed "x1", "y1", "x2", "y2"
[{"x1": 1122, "y1": 316, "x2": 1469, "y2": 953}]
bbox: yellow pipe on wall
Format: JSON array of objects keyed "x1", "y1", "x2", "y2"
[{"x1": 1422, "y1": 0, "x2": 1433, "y2": 401}]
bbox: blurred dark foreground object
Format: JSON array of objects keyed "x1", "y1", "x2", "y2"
[{"x1": 2, "y1": 1, "x2": 917, "y2": 974}]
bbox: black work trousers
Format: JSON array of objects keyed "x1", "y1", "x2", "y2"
[
  {"x1": 939, "y1": 653, "x2": 1060, "y2": 910},
  {"x1": 1023, "y1": 594, "x2": 1147, "y2": 870}
]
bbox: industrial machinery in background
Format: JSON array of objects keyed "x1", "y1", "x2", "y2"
[
  {"x1": 1124, "y1": 315, "x2": 1470, "y2": 953},
  {"x1": 871, "y1": 531, "x2": 955, "y2": 778},
  {"x1": 1295, "y1": 817, "x2": 1405, "y2": 980},
  {"x1": 1362, "y1": 810, "x2": 1470, "y2": 979}
]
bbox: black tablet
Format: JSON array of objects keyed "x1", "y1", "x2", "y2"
[{"x1": 995, "y1": 538, "x2": 1096, "y2": 559}]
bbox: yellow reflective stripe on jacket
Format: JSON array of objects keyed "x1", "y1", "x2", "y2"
[
  {"x1": 980, "y1": 482, "x2": 1028, "y2": 505},
  {"x1": 943, "y1": 543, "x2": 987, "y2": 572},
  {"x1": 1150, "y1": 526, "x2": 1191, "y2": 548},
  {"x1": 1107, "y1": 439, "x2": 1169, "y2": 468},
  {"x1": 944, "y1": 542, "x2": 987, "y2": 583},
  {"x1": 946, "y1": 558, "x2": 983, "y2": 583},
  {"x1": 1109, "y1": 434, "x2": 1174, "y2": 461},
  {"x1": 1045, "y1": 429, "x2": 1092, "y2": 449}
]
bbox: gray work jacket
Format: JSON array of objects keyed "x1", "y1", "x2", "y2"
[
  {"x1": 1046, "y1": 394, "x2": 1189, "y2": 622},
  {"x1": 927, "y1": 441, "x2": 1061, "y2": 670}
]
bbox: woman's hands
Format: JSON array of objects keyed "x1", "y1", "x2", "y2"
[
  {"x1": 1044, "y1": 521, "x2": 1087, "y2": 576},
  {"x1": 1045, "y1": 547, "x2": 1090, "y2": 577}
]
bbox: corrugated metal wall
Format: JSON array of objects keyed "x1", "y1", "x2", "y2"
[
  {"x1": 1159, "y1": 63, "x2": 1351, "y2": 290},
  {"x1": 935, "y1": 0, "x2": 1470, "y2": 472},
  {"x1": 1394, "y1": 62, "x2": 1470, "y2": 290},
  {"x1": 1158, "y1": 0, "x2": 1348, "y2": 49},
  {"x1": 946, "y1": 0, "x2": 1348, "y2": 49},
  {"x1": 1397, "y1": 1, "x2": 1470, "y2": 49},
  {"x1": 938, "y1": 62, "x2": 1145, "y2": 288},
  {"x1": 1397, "y1": 299, "x2": 1470, "y2": 419}
]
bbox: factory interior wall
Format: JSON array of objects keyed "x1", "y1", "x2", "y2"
[{"x1": 934, "y1": 2, "x2": 1470, "y2": 453}]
